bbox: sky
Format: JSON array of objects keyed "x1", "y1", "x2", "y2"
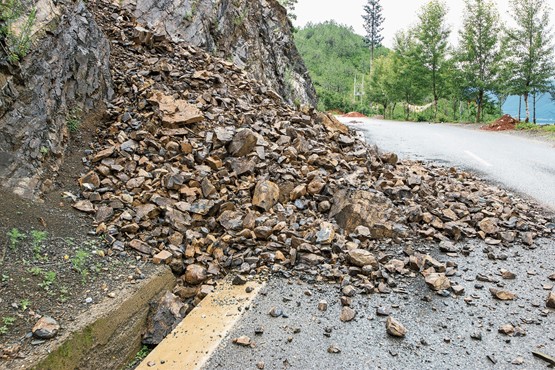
[{"x1": 293, "y1": 0, "x2": 554, "y2": 48}]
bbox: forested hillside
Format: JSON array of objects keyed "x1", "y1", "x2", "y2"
[{"x1": 295, "y1": 21, "x2": 387, "y2": 113}]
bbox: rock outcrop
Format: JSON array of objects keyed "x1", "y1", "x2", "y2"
[
  {"x1": 0, "y1": 0, "x2": 112, "y2": 198},
  {"x1": 117, "y1": 0, "x2": 317, "y2": 107}
]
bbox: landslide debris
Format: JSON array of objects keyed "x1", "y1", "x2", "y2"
[{"x1": 79, "y1": 3, "x2": 552, "y2": 303}]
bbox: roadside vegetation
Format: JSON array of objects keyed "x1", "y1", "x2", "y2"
[
  {"x1": 294, "y1": 0, "x2": 555, "y2": 125},
  {"x1": 0, "y1": 0, "x2": 36, "y2": 63}
]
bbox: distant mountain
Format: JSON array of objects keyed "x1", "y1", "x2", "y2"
[{"x1": 502, "y1": 93, "x2": 555, "y2": 124}]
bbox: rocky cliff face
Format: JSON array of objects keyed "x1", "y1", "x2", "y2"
[
  {"x1": 118, "y1": 0, "x2": 317, "y2": 107},
  {"x1": 0, "y1": 0, "x2": 112, "y2": 198}
]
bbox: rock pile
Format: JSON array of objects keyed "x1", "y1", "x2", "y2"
[{"x1": 79, "y1": 3, "x2": 553, "y2": 301}]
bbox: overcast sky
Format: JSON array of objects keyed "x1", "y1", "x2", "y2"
[{"x1": 294, "y1": 0, "x2": 555, "y2": 48}]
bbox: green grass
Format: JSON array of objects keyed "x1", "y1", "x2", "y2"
[{"x1": 516, "y1": 122, "x2": 555, "y2": 132}]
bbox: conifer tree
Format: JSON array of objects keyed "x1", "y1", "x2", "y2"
[{"x1": 362, "y1": 0, "x2": 384, "y2": 74}]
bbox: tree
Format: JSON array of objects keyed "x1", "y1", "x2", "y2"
[
  {"x1": 295, "y1": 21, "x2": 389, "y2": 113},
  {"x1": 367, "y1": 54, "x2": 397, "y2": 118},
  {"x1": 391, "y1": 30, "x2": 428, "y2": 119},
  {"x1": 458, "y1": 0, "x2": 502, "y2": 122},
  {"x1": 505, "y1": 0, "x2": 555, "y2": 123},
  {"x1": 278, "y1": 0, "x2": 298, "y2": 20},
  {"x1": 413, "y1": 0, "x2": 450, "y2": 117},
  {"x1": 362, "y1": 0, "x2": 384, "y2": 74}
]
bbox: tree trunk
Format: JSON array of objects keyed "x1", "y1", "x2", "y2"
[
  {"x1": 476, "y1": 89, "x2": 484, "y2": 123},
  {"x1": 524, "y1": 92, "x2": 530, "y2": 123},
  {"x1": 518, "y1": 95, "x2": 521, "y2": 121},
  {"x1": 533, "y1": 93, "x2": 537, "y2": 124}
]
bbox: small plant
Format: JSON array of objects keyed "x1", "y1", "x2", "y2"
[
  {"x1": 71, "y1": 249, "x2": 90, "y2": 282},
  {"x1": 0, "y1": 1, "x2": 36, "y2": 63},
  {"x1": 7, "y1": 228, "x2": 25, "y2": 249},
  {"x1": 58, "y1": 286, "x2": 69, "y2": 303},
  {"x1": 1, "y1": 274, "x2": 9, "y2": 283},
  {"x1": 40, "y1": 146, "x2": 49, "y2": 155},
  {"x1": 29, "y1": 266, "x2": 43, "y2": 276},
  {"x1": 66, "y1": 107, "x2": 82, "y2": 133},
  {"x1": 30, "y1": 230, "x2": 47, "y2": 259},
  {"x1": 125, "y1": 345, "x2": 151, "y2": 369},
  {"x1": 38, "y1": 270, "x2": 56, "y2": 290},
  {"x1": 19, "y1": 299, "x2": 30, "y2": 311},
  {"x1": 0, "y1": 316, "x2": 15, "y2": 335}
]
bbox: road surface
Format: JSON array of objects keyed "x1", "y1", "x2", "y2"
[
  {"x1": 338, "y1": 117, "x2": 555, "y2": 212},
  {"x1": 204, "y1": 239, "x2": 555, "y2": 370}
]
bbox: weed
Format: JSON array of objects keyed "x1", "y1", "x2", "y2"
[
  {"x1": 29, "y1": 266, "x2": 43, "y2": 276},
  {"x1": 40, "y1": 146, "x2": 49, "y2": 156},
  {"x1": 7, "y1": 228, "x2": 25, "y2": 249},
  {"x1": 1, "y1": 274, "x2": 9, "y2": 283},
  {"x1": 66, "y1": 107, "x2": 82, "y2": 133},
  {"x1": 3, "y1": 317, "x2": 15, "y2": 326},
  {"x1": 30, "y1": 230, "x2": 47, "y2": 259},
  {"x1": 0, "y1": 316, "x2": 16, "y2": 335},
  {"x1": 71, "y1": 249, "x2": 90, "y2": 282},
  {"x1": 20, "y1": 298, "x2": 30, "y2": 311},
  {"x1": 58, "y1": 286, "x2": 69, "y2": 303},
  {"x1": 125, "y1": 345, "x2": 151, "y2": 369},
  {"x1": 38, "y1": 270, "x2": 56, "y2": 290}
]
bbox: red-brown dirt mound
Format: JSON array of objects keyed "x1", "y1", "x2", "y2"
[
  {"x1": 481, "y1": 114, "x2": 517, "y2": 131},
  {"x1": 343, "y1": 112, "x2": 367, "y2": 118}
]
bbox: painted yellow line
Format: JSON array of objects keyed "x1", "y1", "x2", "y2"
[{"x1": 137, "y1": 278, "x2": 265, "y2": 370}]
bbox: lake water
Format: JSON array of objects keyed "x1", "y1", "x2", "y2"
[{"x1": 502, "y1": 93, "x2": 555, "y2": 124}]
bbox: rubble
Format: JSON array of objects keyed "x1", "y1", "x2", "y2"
[
  {"x1": 32, "y1": 317, "x2": 60, "y2": 340},
  {"x1": 386, "y1": 317, "x2": 407, "y2": 338},
  {"x1": 75, "y1": 2, "x2": 552, "y2": 316}
]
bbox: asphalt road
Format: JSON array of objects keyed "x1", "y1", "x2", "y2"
[
  {"x1": 338, "y1": 117, "x2": 555, "y2": 212},
  {"x1": 204, "y1": 239, "x2": 555, "y2": 370}
]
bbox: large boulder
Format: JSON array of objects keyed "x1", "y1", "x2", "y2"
[{"x1": 330, "y1": 189, "x2": 398, "y2": 236}]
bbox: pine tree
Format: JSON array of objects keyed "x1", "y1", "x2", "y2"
[
  {"x1": 362, "y1": 0, "x2": 384, "y2": 75},
  {"x1": 505, "y1": 0, "x2": 555, "y2": 123}
]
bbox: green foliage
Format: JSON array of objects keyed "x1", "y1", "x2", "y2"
[
  {"x1": 38, "y1": 271, "x2": 56, "y2": 290},
  {"x1": 295, "y1": 21, "x2": 388, "y2": 113},
  {"x1": 20, "y1": 298, "x2": 30, "y2": 311},
  {"x1": 362, "y1": 0, "x2": 384, "y2": 60},
  {"x1": 30, "y1": 230, "x2": 47, "y2": 259},
  {"x1": 414, "y1": 0, "x2": 450, "y2": 116},
  {"x1": 71, "y1": 249, "x2": 90, "y2": 282},
  {"x1": 458, "y1": 0, "x2": 503, "y2": 122},
  {"x1": 505, "y1": 0, "x2": 555, "y2": 123},
  {"x1": 277, "y1": 0, "x2": 298, "y2": 20},
  {"x1": 29, "y1": 266, "x2": 43, "y2": 276},
  {"x1": 7, "y1": 228, "x2": 24, "y2": 249},
  {"x1": 0, "y1": 0, "x2": 36, "y2": 63},
  {"x1": 125, "y1": 345, "x2": 152, "y2": 369},
  {"x1": 0, "y1": 316, "x2": 15, "y2": 335},
  {"x1": 66, "y1": 108, "x2": 82, "y2": 133}
]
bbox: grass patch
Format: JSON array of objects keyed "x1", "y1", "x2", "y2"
[{"x1": 516, "y1": 122, "x2": 555, "y2": 133}]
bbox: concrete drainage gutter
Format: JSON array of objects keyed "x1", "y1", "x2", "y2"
[
  {"x1": 18, "y1": 266, "x2": 176, "y2": 370},
  {"x1": 137, "y1": 278, "x2": 265, "y2": 370}
]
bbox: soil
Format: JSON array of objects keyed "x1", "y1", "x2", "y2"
[
  {"x1": 342, "y1": 112, "x2": 367, "y2": 118},
  {"x1": 0, "y1": 114, "x2": 159, "y2": 363},
  {"x1": 481, "y1": 114, "x2": 517, "y2": 131}
]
